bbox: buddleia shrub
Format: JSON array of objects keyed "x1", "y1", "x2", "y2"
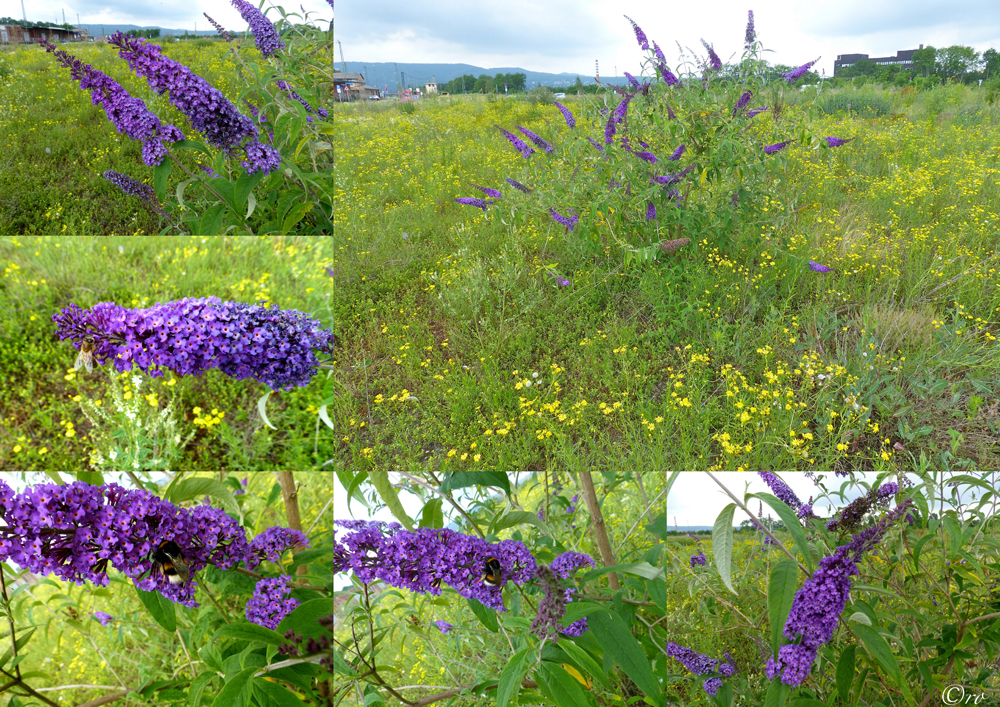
[{"x1": 451, "y1": 11, "x2": 855, "y2": 267}]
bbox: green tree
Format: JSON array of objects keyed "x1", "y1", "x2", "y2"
[
  {"x1": 574, "y1": 76, "x2": 584, "y2": 90},
  {"x1": 981, "y1": 48, "x2": 998, "y2": 79},
  {"x1": 852, "y1": 58, "x2": 877, "y2": 76},
  {"x1": 912, "y1": 46, "x2": 935, "y2": 76},
  {"x1": 936, "y1": 45, "x2": 980, "y2": 79}
]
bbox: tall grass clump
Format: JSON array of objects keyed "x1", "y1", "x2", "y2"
[{"x1": 820, "y1": 93, "x2": 892, "y2": 118}]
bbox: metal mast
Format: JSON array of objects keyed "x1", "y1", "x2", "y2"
[{"x1": 337, "y1": 40, "x2": 348, "y2": 74}]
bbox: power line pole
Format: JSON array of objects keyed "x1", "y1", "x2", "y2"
[{"x1": 394, "y1": 62, "x2": 400, "y2": 93}]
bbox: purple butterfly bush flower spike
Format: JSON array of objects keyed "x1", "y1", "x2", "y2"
[
  {"x1": 824, "y1": 136, "x2": 855, "y2": 147},
  {"x1": 588, "y1": 137, "x2": 606, "y2": 153},
  {"x1": 554, "y1": 101, "x2": 576, "y2": 128},
  {"x1": 624, "y1": 72, "x2": 639, "y2": 89},
  {"x1": 231, "y1": 0, "x2": 286, "y2": 57},
  {"x1": 764, "y1": 140, "x2": 792, "y2": 155},
  {"x1": 746, "y1": 106, "x2": 769, "y2": 118},
  {"x1": 783, "y1": 57, "x2": 820, "y2": 84},
  {"x1": 517, "y1": 126, "x2": 555, "y2": 153},
  {"x1": 505, "y1": 178, "x2": 533, "y2": 193},
  {"x1": 107, "y1": 32, "x2": 281, "y2": 175},
  {"x1": 646, "y1": 202, "x2": 656, "y2": 220},
  {"x1": 668, "y1": 145, "x2": 685, "y2": 160},
  {"x1": 549, "y1": 208, "x2": 579, "y2": 231},
  {"x1": 633, "y1": 151, "x2": 658, "y2": 164},
  {"x1": 733, "y1": 91, "x2": 752, "y2": 116},
  {"x1": 41, "y1": 42, "x2": 183, "y2": 167},
  {"x1": 624, "y1": 15, "x2": 649, "y2": 51},
  {"x1": 468, "y1": 183, "x2": 502, "y2": 199},
  {"x1": 809, "y1": 260, "x2": 832, "y2": 272},
  {"x1": 495, "y1": 125, "x2": 535, "y2": 158},
  {"x1": 745, "y1": 10, "x2": 755, "y2": 49},
  {"x1": 52, "y1": 297, "x2": 335, "y2": 391},
  {"x1": 276, "y1": 80, "x2": 326, "y2": 120},
  {"x1": 454, "y1": 197, "x2": 492, "y2": 212},
  {"x1": 701, "y1": 39, "x2": 723, "y2": 71},
  {"x1": 204, "y1": 13, "x2": 234, "y2": 42},
  {"x1": 103, "y1": 170, "x2": 168, "y2": 217}
]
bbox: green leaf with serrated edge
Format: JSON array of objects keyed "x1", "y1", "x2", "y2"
[
  {"x1": 199, "y1": 204, "x2": 226, "y2": 236},
  {"x1": 836, "y1": 645, "x2": 856, "y2": 703},
  {"x1": 713, "y1": 503, "x2": 737, "y2": 594},
  {"x1": 754, "y1": 491, "x2": 813, "y2": 571},
  {"x1": 257, "y1": 390, "x2": 276, "y2": 429},
  {"x1": 172, "y1": 139, "x2": 214, "y2": 160},
  {"x1": 768, "y1": 559, "x2": 798, "y2": 654},
  {"x1": 153, "y1": 159, "x2": 172, "y2": 202}
]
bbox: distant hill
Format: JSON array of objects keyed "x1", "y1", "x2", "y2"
[
  {"x1": 75, "y1": 24, "x2": 227, "y2": 39},
  {"x1": 338, "y1": 61, "x2": 629, "y2": 92}
]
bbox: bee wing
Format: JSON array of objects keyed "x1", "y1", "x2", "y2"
[
  {"x1": 74, "y1": 349, "x2": 85, "y2": 371},
  {"x1": 84, "y1": 356, "x2": 93, "y2": 373}
]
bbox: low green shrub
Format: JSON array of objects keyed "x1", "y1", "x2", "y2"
[{"x1": 820, "y1": 92, "x2": 892, "y2": 118}]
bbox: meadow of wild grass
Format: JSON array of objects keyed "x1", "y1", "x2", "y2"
[
  {"x1": 0, "y1": 235, "x2": 337, "y2": 471},
  {"x1": 332, "y1": 80, "x2": 1000, "y2": 472},
  {"x1": 0, "y1": 35, "x2": 331, "y2": 235}
]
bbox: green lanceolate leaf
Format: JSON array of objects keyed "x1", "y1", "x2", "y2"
[{"x1": 768, "y1": 559, "x2": 799, "y2": 654}]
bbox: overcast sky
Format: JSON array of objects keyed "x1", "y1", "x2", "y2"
[
  {"x1": 335, "y1": 0, "x2": 1000, "y2": 78},
  {"x1": 9, "y1": 0, "x2": 333, "y2": 32}
]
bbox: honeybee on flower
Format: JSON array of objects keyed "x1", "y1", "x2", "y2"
[{"x1": 74, "y1": 337, "x2": 96, "y2": 374}]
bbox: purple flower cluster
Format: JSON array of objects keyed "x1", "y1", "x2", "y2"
[
  {"x1": 231, "y1": 0, "x2": 286, "y2": 57},
  {"x1": 107, "y1": 32, "x2": 282, "y2": 176},
  {"x1": 549, "y1": 207, "x2": 579, "y2": 231},
  {"x1": 824, "y1": 136, "x2": 855, "y2": 147},
  {"x1": 469, "y1": 183, "x2": 502, "y2": 199},
  {"x1": 758, "y1": 472, "x2": 811, "y2": 518},
  {"x1": 41, "y1": 42, "x2": 183, "y2": 167},
  {"x1": 764, "y1": 140, "x2": 792, "y2": 155},
  {"x1": 665, "y1": 643, "x2": 736, "y2": 695},
  {"x1": 93, "y1": 611, "x2": 115, "y2": 626},
  {"x1": 517, "y1": 126, "x2": 555, "y2": 153},
  {"x1": 633, "y1": 150, "x2": 658, "y2": 163},
  {"x1": 0, "y1": 480, "x2": 252, "y2": 607},
  {"x1": 103, "y1": 170, "x2": 158, "y2": 205},
  {"x1": 246, "y1": 575, "x2": 299, "y2": 629},
  {"x1": 454, "y1": 197, "x2": 493, "y2": 212},
  {"x1": 745, "y1": 11, "x2": 756, "y2": 49},
  {"x1": 554, "y1": 101, "x2": 576, "y2": 128},
  {"x1": 435, "y1": 620, "x2": 454, "y2": 634},
  {"x1": 52, "y1": 296, "x2": 336, "y2": 391},
  {"x1": 733, "y1": 91, "x2": 752, "y2": 116},
  {"x1": 505, "y1": 178, "x2": 533, "y2": 193},
  {"x1": 624, "y1": 14, "x2": 649, "y2": 51},
  {"x1": 588, "y1": 137, "x2": 606, "y2": 153},
  {"x1": 529, "y1": 559, "x2": 591, "y2": 640},
  {"x1": 333, "y1": 521, "x2": 536, "y2": 612},
  {"x1": 809, "y1": 260, "x2": 832, "y2": 273},
  {"x1": 652, "y1": 163, "x2": 696, "y2": 186},
  {"x1": 624, "y1": 72, "x2": 640, "y2": 88},
  {"x1": 767, "y1": 499, "x2": 913, "y2": 686},
  {"x1": 746, "y1": 106, "x2": 769, "y2": 119},
  {"x1": 248, "y1": 527, "x2": 310, "y2": 567},
  {"x1": 496, "y1": 124, "x2": 535, "y2": 158},
  {"x1": 783, "y1": 58, "x2": 820, "y2": 84},
  {"x1": 701, "y1": 39, "x2": 723, "y2": 71},
  {"x1": 646, "y1": 202, "x2": 656, "y2": 220},
  {"x1": 604, "y1": 93, "x2": 633, "y2": 144},
  {"x1": 690, "y1": 551, "x2": 706, "y2": 567},
  {"x1": 245, "y1": 100, "x2": 275, "y2": 145},
  {"x1": 204, "y1": 13, "x2": 234, "y2": 42},
  {"x1": 668, "y1": 144, "x2": 685, "y2": 160},
  {"x1": 276, "y1": 80, "x2": 327, "y2": 121}
]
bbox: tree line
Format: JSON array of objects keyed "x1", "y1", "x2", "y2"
[{"x1": 836, "y1": 45, "x2": 999, "y2": 84}]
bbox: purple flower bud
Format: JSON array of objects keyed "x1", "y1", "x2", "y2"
[
  {"x1": 746, "y1": 106, "x2": 769, "y2": 118},
  {"x1": 204, "y1": 13, "x2": 234, "y2": 42},
  {"x1": 633, "y1": 151, "x2": 658, "y2": 163},
  {"x1": 668, "y1": 144, "x2": 685, "y2": 160},
  {"x1": 624, "y1": 71, "x2": 640, "y2": 88},
  {"x1": 646, "y1": 202, "x2": 656, "y2": 220},
  {"x1": 824, "y1": 136, "x2": 855, "y2": 147},
  {"x1": 745, "y1": 10, "x2": 756, "y2": 49},
  {"x1": 809, "y1": 260, "x2": 832, "y2": 273},
  {"x1": 588, "y1": 137, "x2": 606, "y2": 152}
]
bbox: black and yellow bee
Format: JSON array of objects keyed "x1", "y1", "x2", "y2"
[
  {"x1": 153, "y1": 540, "x2": 191, "y2": 584},
  {"x1": 482, "y1": 556, "x2": 503, "y2": 587}
]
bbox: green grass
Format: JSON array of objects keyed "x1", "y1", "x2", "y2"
[
  {"x1": 0, "y1": 236, "x2": 336, "y2": 471},
  {"x1": 0, "y1": 35, "x2": 333, "y2": 235},
  {"x1": 332, "y1": 84, "x2": 1000, "y2": 471}
]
